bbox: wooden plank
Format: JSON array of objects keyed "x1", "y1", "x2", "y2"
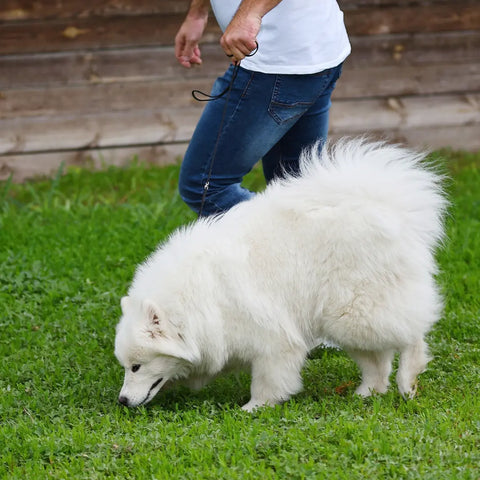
[
  {"x1": 0, "y1": 45, "x2": 228, "y2": 89},
  {"x1": 339, "y1": 0, "x2": 476, "y2": 6},
  {"x1": 2, "y1": 31, "x2": 480, "y2": 89},
  {"x1": 0, "y1": 14, "x2": 222, "y2": 55},
  {"x1": 330, "y1": 124, "x2": 480, "y2": 150},
  {"x1": 1, "y1": 3, "x2": 479, "y2": 55},
  {"x1": 0, "y1": 143, "x2": 186, "y2": 183},
  {"x1": 1, "y1": 93, "x2": 479, "y2": 156},
  {"x1": 330, "y1": 94, "x2": 480, "y2": 133},
  {"x1": 0, "y1": 108, "x2": 203, "y2": 154},
  {"x1": 344, "y1": 4, "x2": 480, "y2": 36},
  {"x1": 0, "y1": 1, "x2": 191, "y2": 21},
  {"x1": 383, "y1": 124, "x2": 480, "y2": 151},
  {"x1": 335, "y1": 61, "x2": 480, "y2": 98},
  {"x1": 346, "y1": 31, "x2": 480, "y2": 67},
  {"x1": 2, "y1": 60, "x2": 480, "y2": 120},
  {"x1": 0, "y1": 81, "x2": 208, "y2": 119}
]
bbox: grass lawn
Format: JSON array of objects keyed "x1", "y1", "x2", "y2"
[{"x1": 1, "y1": 149, "x2": 479, "y2": 479}]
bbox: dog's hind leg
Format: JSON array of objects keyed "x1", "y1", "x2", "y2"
[
  {"x1": 397, "y1": 338, "x2": 431, "y2": 399},
  {"x1": 348, "y1": 349, "x2": 394, "y2": 397},
  {"x1": 242, "y1": 350, "x2": 306, "y2": 412}
]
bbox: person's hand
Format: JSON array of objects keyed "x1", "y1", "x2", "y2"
[
  {"x1": 175, "y1": 12, "x2": 208, "y2": 68},
  {"x1": 220, "y1": 10, "x2": 260, "y2": 64}
]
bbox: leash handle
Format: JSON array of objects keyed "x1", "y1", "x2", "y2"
[{"x1": 191, "y1": 42, "x2": 258, "y2": 102}]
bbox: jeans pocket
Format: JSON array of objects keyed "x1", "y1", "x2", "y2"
[{"x1": 267, "y1": 68, "x2": 340, "y2": 125}]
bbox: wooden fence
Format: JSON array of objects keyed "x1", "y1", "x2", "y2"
[{"x1": 0, "y1": 0, "x2": 479, "y2": 181}]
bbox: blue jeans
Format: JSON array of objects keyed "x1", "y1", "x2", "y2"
[{"x1": 179, "y1": 63, "x2": 343, "y2": 216}]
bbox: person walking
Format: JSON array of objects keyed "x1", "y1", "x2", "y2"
[{"x1": 175, "y1": 0, "x2": 350, "y2": 216}]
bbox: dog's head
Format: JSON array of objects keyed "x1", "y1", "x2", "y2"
[{"x1": 114, "y1": 296, "x2": 195, "y2": 407}]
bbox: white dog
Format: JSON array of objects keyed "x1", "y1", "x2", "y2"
[{"x1": 115, "y1": 139, "x2": 447, "y2": 411}]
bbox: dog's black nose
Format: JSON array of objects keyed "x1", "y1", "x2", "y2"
[{"x1": 118, "y1": 395, "x2": 129, "y2": 407}]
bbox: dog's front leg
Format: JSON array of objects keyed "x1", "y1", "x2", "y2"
[{"x1": 242, "y1": 351, "x2": 306, "y2": 412}]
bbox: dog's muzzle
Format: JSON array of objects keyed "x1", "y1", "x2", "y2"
[{"x1": 118, "y1": 377, "x2": 164, "y2": 407}]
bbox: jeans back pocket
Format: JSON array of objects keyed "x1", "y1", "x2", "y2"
[{"x1": 267, "y1": 68, "x2": 338, "y2": 125}]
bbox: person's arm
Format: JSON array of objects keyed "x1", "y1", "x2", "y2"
[
  {"x1": 221, "y1": 0, "x2": 283, "y2": 62},
  {"x1": 174, "y1": 0, "x2": 210, "y2": 68}
]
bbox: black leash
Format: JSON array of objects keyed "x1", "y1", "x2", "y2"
[
  {"x1": 191, "y1": 64, "x2": 240, "y2": 102},
  {"x1": 191, "y1": 43, "x2": 258, "y2": 217}
]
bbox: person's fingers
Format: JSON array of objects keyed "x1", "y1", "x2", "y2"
[
  {"x1": 174, "y1": 36, "x2": 189, "y2": 67},
  {"x1": 191, "y1": 46, "x2": 203, "y2": 65},
  {"x1": 175, "y1": 37, "x2": 202, "y2": 68},
  {"x1": 221, "y1": 37, "x2": 256, "y2": 62}
]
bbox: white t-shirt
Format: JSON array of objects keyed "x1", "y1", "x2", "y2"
[{"x1": 210, "y1": 0, "x2": 351, "y2": 74}]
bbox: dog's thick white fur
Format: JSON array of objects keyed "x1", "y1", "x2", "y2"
[{"x1": 115, "y1": 139, "x2": 447, "y2": 411}]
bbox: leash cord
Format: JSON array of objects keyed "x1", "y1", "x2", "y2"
[
  {"x1": 191, "y1": 43, "x2": 258, "y2": 217},
  {"x1": 191, "y1": 65, "x2": 240, "y2": 102}
]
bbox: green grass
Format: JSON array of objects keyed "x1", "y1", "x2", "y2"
[{"x1": 1, "y1": 151, "x2": 479, "y2": 479}]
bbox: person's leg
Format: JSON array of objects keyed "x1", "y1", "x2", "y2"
[
  {"x1": 262, "y1": 63, "x2": 343, "y2": 183},
  {"x1": 179, "y1": 63, "x2": 343, "y2": 216}
]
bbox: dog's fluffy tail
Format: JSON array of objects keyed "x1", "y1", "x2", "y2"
[{"x1": 294, "y1": 138, "x2": 448, "y2": 251}]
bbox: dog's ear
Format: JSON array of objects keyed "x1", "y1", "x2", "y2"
[
  {"x1": 141, "y1": 299, "x2": 169, "y2": 339},
  {"x1": 120, "y1": 296, "x2": 130, "y2": 314},
  {"x1": 140, "y1": 298, "x2": 200, "y2": 364},
  {"x1": 141, "y1": 299, "x2": 162, "y2": 326}
]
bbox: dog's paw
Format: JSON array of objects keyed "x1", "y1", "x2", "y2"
[
  {"x1": 399, "y1": 381, "x2": 418, "y2": 400},
  {"x1": 355, "y1": 383, "x2": 389, "y2": 397},
  {"x1": 354, "y1": 384, "x2": 374, "y2": 397},
  {"x1": 241, "y1": 400, "x2": 261, "y2": 412},
  {"x1": 241, "y1": 398, "x2": 269, "y2": 412}
]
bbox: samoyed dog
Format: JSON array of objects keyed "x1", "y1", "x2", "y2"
[{"x1": 115, "y1": 139, "x2": 447, "y2": 411}]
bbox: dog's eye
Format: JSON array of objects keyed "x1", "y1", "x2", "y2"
[{"x1": 131, "y1": 364, "x2": 141, "y2": 373}]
